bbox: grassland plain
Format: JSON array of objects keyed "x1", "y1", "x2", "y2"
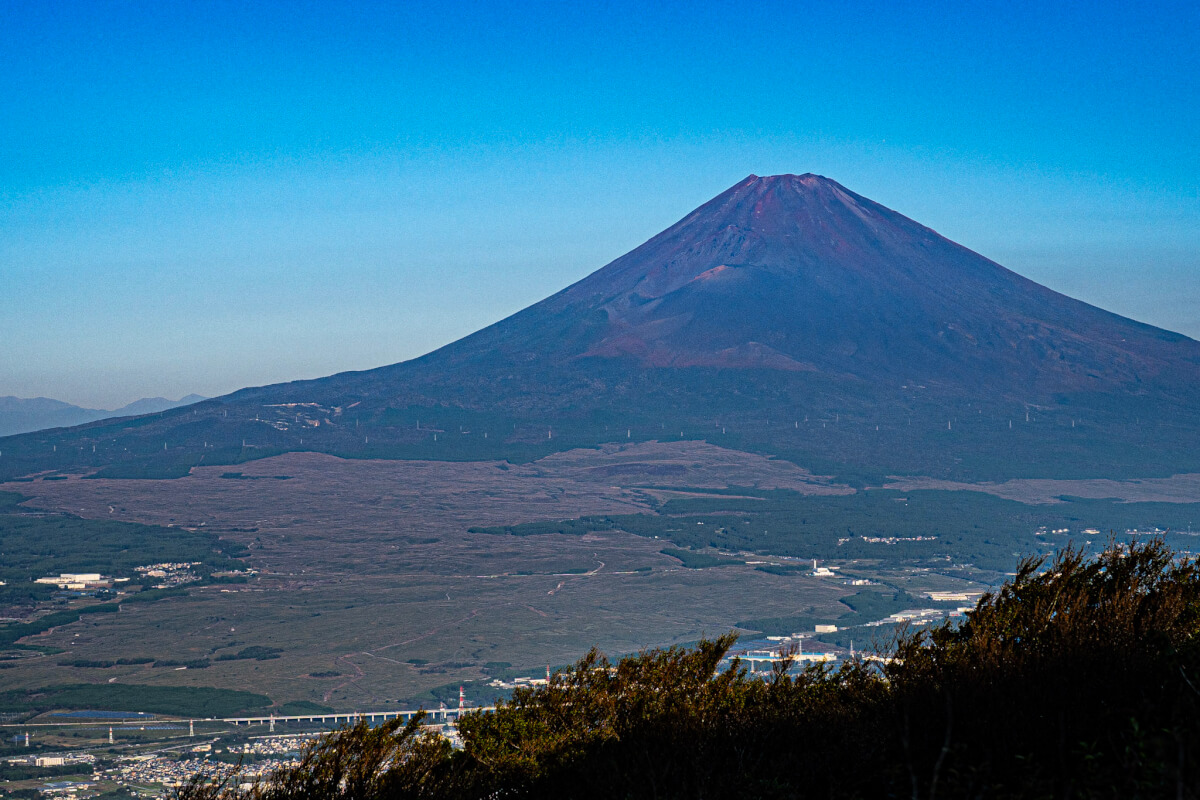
[
  {"x1": 0, "y1": 443, "x2": 859, "y2": 709},
  {"x1": 4, "y1": 441, "x2": 1197, "y2": 712}
]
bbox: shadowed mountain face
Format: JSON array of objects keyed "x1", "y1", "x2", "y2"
[{"x1": 4, "y1": 175, "x2": 1200, "y2": 481}]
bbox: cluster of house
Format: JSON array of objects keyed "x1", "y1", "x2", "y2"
[
  {"x1": 236, "y1": 735, "x2": 316, "y2": 756},
  {"x1": 106, "y1": 753, "x2": 296, "y2": 790},
  {"x1": 33, "y1": 562, "x2": 205, "y2": 592},
  {"x1": 134, "y1": 562, "x2": 203, "y2": 588},
  {"x1": 486, "y1": 674, "x2": 550, "y2": 691}
]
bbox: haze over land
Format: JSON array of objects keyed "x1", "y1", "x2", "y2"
[{"x1": 0, "y1": 394, "x2": 205, "y2": 437}]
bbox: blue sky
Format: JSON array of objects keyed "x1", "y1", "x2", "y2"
[{"x1": 2, "y1": 0, "x2": 1198, "y2": 408}]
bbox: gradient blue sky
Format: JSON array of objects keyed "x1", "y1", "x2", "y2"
[{"x1": 2, "y1": 0, "x2": 1198, "y2": 408}]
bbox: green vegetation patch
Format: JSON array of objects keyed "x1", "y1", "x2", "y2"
[
  {"x1": 276, "y1": 700, "x2": 334, "y2": 715},
  {"x1": 0, "y1": 492, "x2": 250, "y2": 647},
  {"x1": 153, "y1": 659, "x2": 211, "y2": 669},
  {"x1": 56, "y1": 658, "x2": 117, "y2": 668},
  {"x1": 835, "y1": 589, "x2": 922, "y2": 624},
  {"x1": 0, "y1": 603, "x2": 119, "y2": 649},
  {"x1": 0, "y1": 763, "x2": 94, "y2": 781},
  {"x1": 122, "y1": 587, "x2": 190, "y2": 604},
  {"x1": 753, "y1": 564, "x2": 808, "y2": 576},
  {"x1": 0, "y1": 684, "x2": 271, "y2": 717},
  {"x1": 659, "y1": 548, "x2": 742, "y2": 569},
  {"x1": 0, "y1": 492, "x2": 246, "y2": 592},
  {"x1": 219, "y1": 472, "x2": 291, "y2": 481},
  {"x1": 470, "y1": 488, "x2": 1200, "y2": 571},
  {"x1": 215, "y1": 646, "x2": 282, "y2": 662}
]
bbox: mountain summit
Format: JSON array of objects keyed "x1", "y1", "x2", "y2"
[
  {"x1": 4, "y1": 175, "x2": 1200, "y2": 481},
  {"x1": 389, "y1": 173, "x2": 1198, "y2": 396}
]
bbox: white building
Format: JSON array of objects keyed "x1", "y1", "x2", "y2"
[{"x1": 34, "y1": 573, "x2": 110, "y2": 590}]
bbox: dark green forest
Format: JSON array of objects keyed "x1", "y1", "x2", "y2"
[
  {"x1": 0, "y1": 491, "x2": 246, "y2": 609},
  {"x1": 473, "y1": 487, "x2": 1200, "y2": 571},
  {"x1": 0, "y1": 684, "x2": 271, "y2": 718}
]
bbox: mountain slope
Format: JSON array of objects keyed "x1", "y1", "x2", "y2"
[{"x1": 3, "y1": 175, "x2": 1199, "y2": 481}]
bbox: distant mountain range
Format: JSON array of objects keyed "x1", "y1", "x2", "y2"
[
  {"x1": 0, "y1": 395, "x2": 206, "y2": 437},
  {"x1": 3, "y1": 174, "x2": 1199, "y2": 481}
]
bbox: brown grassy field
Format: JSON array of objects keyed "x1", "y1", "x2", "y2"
[{"x1": 0, "y1": 442, "x2": 858, "y2": 709}]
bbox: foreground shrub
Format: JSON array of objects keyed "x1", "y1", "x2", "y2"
[{"x1": 179, "y1": 539, "x2": 1200, "y2": 799}]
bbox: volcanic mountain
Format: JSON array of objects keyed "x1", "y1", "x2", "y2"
[
  {"x1": 374, "y1": 174, "x2": 1199, "y2": 394},
  {"x1": 5, "y1": 174, "x2": 1200, "y2": 481}
]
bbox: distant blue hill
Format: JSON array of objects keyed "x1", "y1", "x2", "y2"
[{"x1": 0, "y1": 394, "x2": 206, "y2": 437}]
